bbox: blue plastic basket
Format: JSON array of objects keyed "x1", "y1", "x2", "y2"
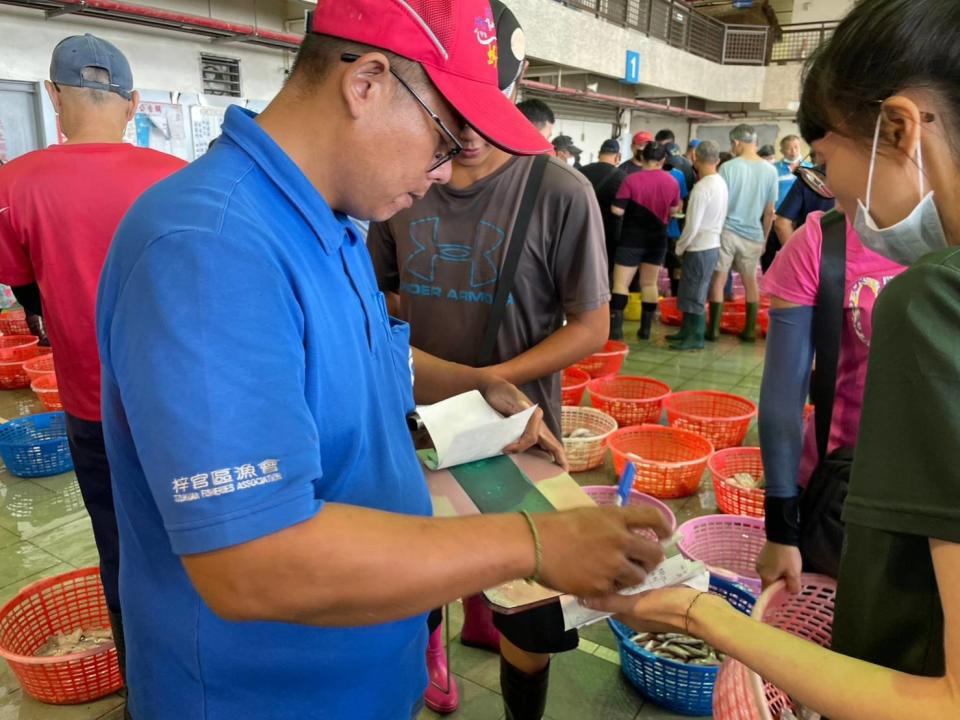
[
  {"x1": 609, "y1": 575, "x2": 756, "y2": 716},
  {"x1": 0, "y1": 413, "x2": 74, "y2": 478}
]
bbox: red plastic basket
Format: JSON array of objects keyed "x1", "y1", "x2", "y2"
[
  {"x1": 714, "y1": 575, "x2": 836, "y2": 720},
  {"x1": 581, "y1": 485, "x2": 677, "y2": 541},
  {"x1": 658, "y1": 297, "x2": 683, "y2": 326},
  {"x1": 608, "y1": 425, "x2": 713, "y2": 499},
  {"x1": 0, "y1": 358, "x2": 31, "y2": 390},
  {"x1": 588, "y1": 376, "x2": 671, "y2": 427},
  {"x1": 23, "y1": 354, "x2": 55, "y2": 383},
  {"x1": 572, "y1": 341, "x2": 629, "y2": 379},
  {"x1": 0, "y1": 309, "x2": 30, "y2": 336},
  {"x1": 709, "y1": 447, "x2": 765, "y2": 518},
  {"x1": 677, "y1": 515, "x2": 766, "y2": 594},
  {"x1": 561, "y1": 367, "x2": 591, "y2": 407},
  {"x1": 665, "y1": 391, "x2": 758, "y2": 450},
  {"x1": 0, "y1": 568, "x2": 123, "y2": 704},
  {"x1": 720, "y1": 308, "x2": 770, "y2": 336},
  {"x1": 31, "y1": 375, "x2": 63, "y2": 412},
  {"x1": 0, "y1": 336, "x2": 39, "y2": 363},
  {"x1": 562, "y1": 407, "x2": 618, "y2": 472}
]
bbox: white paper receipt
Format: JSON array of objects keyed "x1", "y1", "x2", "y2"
[
  {"x1": 560, "y1": 556, "x2": 710, "y2": 631},
  {"x1": 417, "y1": 390, "x2": 538, "y2": 470}
]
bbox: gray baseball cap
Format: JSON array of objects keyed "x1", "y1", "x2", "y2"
[{"x1": 50, "y1": 34, "x2": 133, "y2": 100}]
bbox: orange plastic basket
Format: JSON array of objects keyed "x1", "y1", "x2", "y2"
[
  {"x1": 561, "y1": 367, "x2": 591, "y2": 407},
  {"x1": 665, "y1": 391, "x2": 757, "y2": 450},
  {"x1": 0, "y1": 336, "x2": 39, "y2": 363},
  {"x1": 0, "y1": 358, "x2": 31, "y2": 390},
  {"x1": 0, "y1": 309, "x2": 30, "y2": 336},
  {"x1": 23, "y1": 354, "x2": 55, "y2": 383},
  {"x1": 608, "y1": 425, "x2": 714, "y2": 498},
  {"x1": 572, "y1": 341, "x2": 629, "y2": 379},
  {"x1": 709, "y1": 447, "x2": 765, "y2": 518},
  {"x1": 714, "y1": 575, "x2": 836, "y2": 720},
  {"x1": 658, "y1": 297, "x2": 683, "y2": 326},
  {"x1": 561, "y1": 406, "x2": 618, "y2": 472},
  {"x1": 720, "y1": 308, "x2": 770, "y2": 336},
  {"x1": 588, "y1": 375, "x2": 671, "y2": 427},
  {"x1": 0, "y1": 568, "x2": 123, "y2": 704},
  {"x1": 31, "y1": 375, "x2": 62, "y2": 412}
]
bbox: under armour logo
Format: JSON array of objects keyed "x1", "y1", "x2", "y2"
[{"x1": 404, "y1": 217, "x2": 505, "y2": 289}]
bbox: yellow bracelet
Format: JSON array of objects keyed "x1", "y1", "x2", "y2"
[
  {"x1": 519, "y1": 510, "x2": 542, "y2": 585},
  {"x1": 684, "y1": 591, "x2": 709, "y2": 636}
]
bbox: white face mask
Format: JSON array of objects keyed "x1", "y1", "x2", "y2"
[
  {"x1": 784, "y1": 154, "x2": 802, "y2": 165},
  {"x1": 565, "y1": 156, "x2": 576, "y2": 166},
  {"x1": 853, "y1": 112, "x2": 947, "y2": 266}
]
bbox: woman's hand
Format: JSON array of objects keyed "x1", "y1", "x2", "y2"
[
  {"x1": 756, "y1": 541, "x2": 802, "y2": 593},
  {"x1": 581, "y1": 586, "x2": 704, "y2": 635}
]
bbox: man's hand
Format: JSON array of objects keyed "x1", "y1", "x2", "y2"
[
  {"x1": 535, "y1": 505, "x2": 672, "y2": 597},
  {"x1": 756, "y1": 541, "x2": 802, "y2": 594},
  {"x1": 478, "y1": 373, "x2": 568, "y2": 471}
]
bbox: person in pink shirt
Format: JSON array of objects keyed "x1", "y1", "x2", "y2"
[{"x1": 754, "y1": 210, "x2": 905, "y2": 590}]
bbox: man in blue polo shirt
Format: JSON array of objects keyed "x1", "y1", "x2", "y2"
[
  {"x1": 96, "y1": 2, "x2": 670, "y2": 718},
  {"x1": 762, "y1": 134, "x2": 810, "y2": 271}
]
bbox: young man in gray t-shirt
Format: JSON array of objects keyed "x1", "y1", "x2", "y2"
[{"x1": 368, "y1": 121, "x2": 609, "y2": 719}]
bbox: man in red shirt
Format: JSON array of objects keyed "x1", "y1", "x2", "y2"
[{"x1": 0, "y1": 34, "x2": 185, "y2": 680}]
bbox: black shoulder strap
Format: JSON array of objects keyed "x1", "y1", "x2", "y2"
[
  {"x1": 477, "y1": 154, "x2": 550, "y2": 367},
  {"x1": 812, "y1": 210, "x2": 847, "y2": 460}
]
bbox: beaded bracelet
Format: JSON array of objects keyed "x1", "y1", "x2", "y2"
[
  {"x1": 519, "y1": 510, "x2": 542, "y2": 584},
  {"x1": 684, "y1": 591, "x2": 709, "y2": 636}
]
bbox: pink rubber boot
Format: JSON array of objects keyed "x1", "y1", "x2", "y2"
[
  {"x1": 460, "y1": 595, "x2": 501, "y2": 652},
  {"x1": 425, "y1": 625, "x2": 459, "y2": 714}
]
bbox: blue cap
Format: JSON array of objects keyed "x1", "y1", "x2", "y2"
[
  {"x1": 600, "y1": 139, "x2": 621, "y2": 155},
  {"x1": 688, "y1": 138, "x2": 702, "y2": 149},
  {"x1": 50, "y1": 34, "x2": 133, "y2": 100}
]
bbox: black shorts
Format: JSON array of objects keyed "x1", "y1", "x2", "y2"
[
  {"x1": 491, "y1": 599, "x2": 579, "y2": 654},
  {"x1": 615, "y1": 240, "x2": 667, "y2": 268}
]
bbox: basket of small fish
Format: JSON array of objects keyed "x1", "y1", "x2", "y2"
[
  {"x1": 677, "y1": 515, "x2": 766, "y2": 595},
  {"x1": 713, "y1": 575, "x2": 836, "y2": 720},
  {"x1": 709, "y1": 447, "x2": 765, "y2": 518},
  {"x1": 561, "y1": 407, "x2": 618, "y2": 472},
  {"x1": 609, "y1": 575, "x2": 756, "y2": 716},
  {"x1": 587, "y1": 375, "x2": 671, "y2": 427},
  {"x1": 0, "y1": 567, "x2": 122, "y2": 704},
  {"x1": 561, "y1": 367, "x2": 591, "y2": 407}
]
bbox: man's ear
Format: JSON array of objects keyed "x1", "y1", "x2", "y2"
[
  {"x1": 340, "y1": 52, "x2": 392, "y2": 120},
  {"x1": 126, "y1": 90, "x2": 140, "y2": 124},
  {"x1": 44, "y1": 81, "x2": 62, "y2": 115}
]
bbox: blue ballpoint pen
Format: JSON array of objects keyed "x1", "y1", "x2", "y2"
[{"x1": 615, "y1": 462, "x2": 636, "y2": 507}]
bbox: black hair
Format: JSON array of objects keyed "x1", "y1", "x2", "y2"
[
  {"x1": 798, "y1": 0, "x2": 960, "y2": 146},
  {"x1": 758, "y1": 144, "x2": 776, "y2": 158},
  {"x1": 290, "y1": 33, "x2": 423, "y2": 90},
  {"x1": 516, "y1": 99, "x2": 555, "y2": 128},
  {"x1": 718, "y1": 151, "x2": 734, "y2": 166},
  {"x1": 642, "y1": 142, "x2": 668, "y2": 163},
  {"x1": 654, "y1": 129, "x2": 675, "y2": 143}
]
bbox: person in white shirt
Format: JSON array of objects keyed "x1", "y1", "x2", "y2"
[{"x1": 667, "y1": 140, "x2": 728, "y2": 350}]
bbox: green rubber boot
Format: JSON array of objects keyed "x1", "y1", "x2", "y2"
[
  {"x1": 739, "y1": 302, "x2": 759, "y2": 343},
  {"x1": 665, "y1": 313, "x2": 691, "y2": 343},
  {"x1": 671, "y1": 313, "x2": 706, "y2": 351},
  {"x1": 706, "y1": 302, "x2": 723, "y2": 342}
]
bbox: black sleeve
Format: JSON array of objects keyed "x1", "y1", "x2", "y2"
[{"x1": 11, "y1": 283, "x2": 42, "y2": 317}]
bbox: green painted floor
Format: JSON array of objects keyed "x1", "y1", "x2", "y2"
[{"x1": 0, "y1": 317, "x2": 763, "y2": 719}]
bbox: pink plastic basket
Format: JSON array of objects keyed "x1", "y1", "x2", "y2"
[
  {"x1": 714, "y1": 575, "x2": 837, "y2": 720},
  {"x1": 677, "y1": 515, "x2": 766, "y2": 595},
  {"x1": 580, "y1": 485, "x2": 677, "y2": 541},
  {"x1": 587, "y1": 375, "x2": 671, "y2": 427}
]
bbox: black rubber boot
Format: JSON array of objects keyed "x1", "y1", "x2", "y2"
[
  {"x1": 706, "y1": 302, "x2": 723, "y2": 342},
  {"x1": 26, "y1": 313, "x2": 49, "y2": 347},
  {"x1": 739, "y1": 302, "x2": 759, "y2": 343},
  {"x1": 671, "y1": 313, "x2": 706, "y2": 351},
  {"x1": 665, "y1": 313, "x2": 691, "y2": 343},
  {"x1": 501, "y1": 657, "x2": 549, "y2": 720},
  {"x1": 109, "y1": 609, "x2": 133, "y2": 720},
  {"x1": 609, "y1": 309, "x2": 624, "y2": 341},
  {"x1": 638, "y1": 302, "x2": 658, "y2": 340}
]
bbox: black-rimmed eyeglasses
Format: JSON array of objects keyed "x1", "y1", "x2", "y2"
[{"x1": 341, "y1": 53, "x2": 462, "y2": 172}]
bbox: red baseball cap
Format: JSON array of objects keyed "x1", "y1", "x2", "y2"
[
  {"x1": 632, "y1": 131, "x2": 653, "y2": 147},
  {"x1": 310, "y1": 0, "x2": 551, "y2": 156}
]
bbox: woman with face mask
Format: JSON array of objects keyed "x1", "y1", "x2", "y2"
[{"x1": 581, "y1": 1, "x2": 960, "y2": 717}]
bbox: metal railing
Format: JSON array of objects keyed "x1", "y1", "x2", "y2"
[
  {"x1": 770, "y1": 21, "x2": 838, "y2": 64},
  {"x1": 558, "y1": 0, "x2": 769, "y2": 65}
]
